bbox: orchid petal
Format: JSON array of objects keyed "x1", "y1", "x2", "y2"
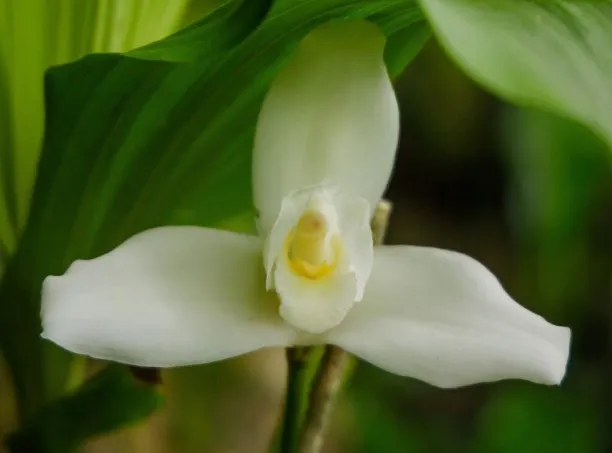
[
  {"x1": 328, "y1": 246, "x2": 571, "y2": 388},
  {"x1": 42, "y1": 227, "x2": 297, "y2": 367},
  {"x1": 253, "y1": 20, "x2": 399, "y2": 233}
]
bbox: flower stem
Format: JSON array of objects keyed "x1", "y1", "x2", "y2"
[
  {"x1": 296, "y1": 200, "x2": 393, "y2": 453},
  {"x1": 297, "y1": 345, "x2": 348, "y2": 453},
  {"x1": 280, "y1": 347, "x2": 317, "y2": 453}
]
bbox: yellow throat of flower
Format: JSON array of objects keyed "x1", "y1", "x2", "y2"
[{"x1": 285, "y1": 210, "x2": 341, "y2": 280}]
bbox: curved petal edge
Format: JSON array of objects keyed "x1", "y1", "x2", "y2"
[
  {"x1": 42, "y1": 227, "x2": 297, "y2": 367},
  {"x1": 327, "y1": 245, "x2": 571, "y2": 388}
]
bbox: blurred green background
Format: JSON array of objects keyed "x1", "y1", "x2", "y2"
[{"x1": 1, "y1": 1, "x2": 612, "y2": 452}]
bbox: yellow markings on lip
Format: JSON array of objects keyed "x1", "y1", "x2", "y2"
[{"x1": 284, "y1": 210, "x2": 341, "y2": 280}]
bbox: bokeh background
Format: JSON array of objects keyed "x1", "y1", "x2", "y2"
[{"x1": 2, "y1": 1, "x2": 612, "y2": 452}]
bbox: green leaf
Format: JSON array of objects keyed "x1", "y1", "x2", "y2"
[
  {"x1": 0, "y1": 0, "x2": 429, "y2": 420},
  {"x1": 25, "y1": 1, "x2": 428, "y2": 261},
  {"x1": 5, "y1": 365, "x2": 163, "y2": 453},
  {"x1": 0, "y1": 0, "x2": 193, "y2": 419},
  {"x1": 384, "y1": 20, "x2": 431, "y2": 77},
  {"x1": 419, "y1": 0, "x2": 612, "y2": 147},
  {"x1": 0, "y1": 0, "x2": 191, "y2": 253}
]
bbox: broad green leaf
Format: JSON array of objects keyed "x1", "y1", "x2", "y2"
[
  {"x1": 0, "y1": 0, "x2": 429, "y2": 422},
  {"x1": 0, "y1": 0, "x2": 190, "y2": 253},
  {"x1": 419, "y1": 0, "x2": 612, "y2": 147},
  {"x1": 0, "y1": 0, "x2": 192, "y2": 420},
  {"x1": 5, "y1": 365, "x2": 163, "y2": 453}
]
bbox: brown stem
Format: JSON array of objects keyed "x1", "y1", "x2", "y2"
[{"x1": 297, "y1": 199, "x2": 393, "y2": 453}]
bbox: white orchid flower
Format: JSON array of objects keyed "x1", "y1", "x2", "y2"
[{"x1": 41, "y1": 20, "x2": 570, "y2": 388}]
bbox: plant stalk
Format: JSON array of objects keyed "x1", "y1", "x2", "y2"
[{"x1": 280, "y1": 347, "x2": 315, "y2": 453}]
